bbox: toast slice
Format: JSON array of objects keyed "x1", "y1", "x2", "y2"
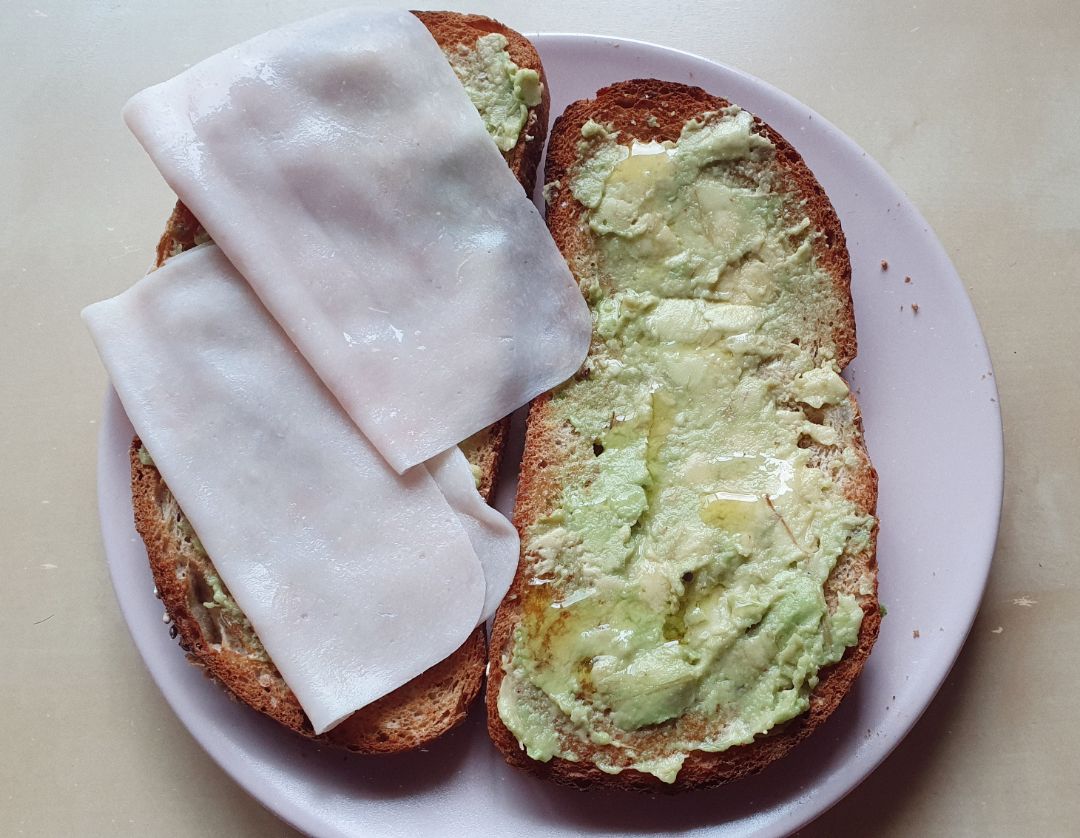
[
  {"x1": 130, "y1": 11, "x2": 549, "y2": 754},
  {"x1": 487, "y1": 80, "x2": 880, "y2": 789}
]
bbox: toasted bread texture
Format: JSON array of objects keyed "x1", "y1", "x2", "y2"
[
  {"x1": 486, "y1": 80, "x2": 880, "y2": 790},
  {"x1": 131, "y1": 11, "x2": 548, "y2": 754}
]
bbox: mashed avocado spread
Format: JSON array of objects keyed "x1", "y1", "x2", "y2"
[
  {"x1": 497, "y1": 109, "x2": 874, "y2": 783},
  {"x1": 139, "y1": 446, "x2": 268, "y2": 660},
  {"x1": 448, "y1": 33, "x2": 542, "y2": 152}
]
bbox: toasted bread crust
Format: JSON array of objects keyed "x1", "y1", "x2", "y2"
[
  {"x1": 486, "y1": 80, "x2": 880, "y2": 791},
  {"x1": 416, "y1": 10, "x2": 550, "y2": 201},
  {"x1": 132, "y1": 12, "x2": 548, "y2": 754}
]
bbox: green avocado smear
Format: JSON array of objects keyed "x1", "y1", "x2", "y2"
[
  {"x1": 448, "y1": 33, "x2": 542, "y2": 153},
  {"x1": 138, "y1": 445, "x2": 268, "y2": 661},
  {"x1": 497, "y1": 109, "x2": 874, "y2": 783}
]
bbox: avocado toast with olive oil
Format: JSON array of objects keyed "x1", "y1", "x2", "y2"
[
  {"x1": 488, "y1": 80, "x2": 879, "y2": 790},
  {"x1": 131, "y1": 10, "x2": 549, "y2": 754}
]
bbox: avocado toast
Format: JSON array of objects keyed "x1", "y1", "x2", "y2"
[
  {"x1": 488, "y1": 80, "x2": 879, "y2": 790},
  {"x1": 130, "y1": 11, "x2": 550, "y2": 754}
]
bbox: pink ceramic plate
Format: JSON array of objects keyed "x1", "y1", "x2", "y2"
[{"x1": 97, "y1": 33, "x2": 1002, "y2": 838}]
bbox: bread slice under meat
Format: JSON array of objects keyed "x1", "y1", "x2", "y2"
[
  {"x1": 486, "y1": 80, "x2": 880, "y2": 790},
  {"x1": 129, "y1": 11, "x2": 549, "y2": 755}
]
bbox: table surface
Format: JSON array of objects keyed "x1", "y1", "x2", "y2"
[{"x1": 3, "y1": 0, "x2": 1077, "y2": 835}]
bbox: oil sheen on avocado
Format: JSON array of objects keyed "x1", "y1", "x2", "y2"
[{"x1": 498, "y1": 108, "x2": 874, "y2": 783}]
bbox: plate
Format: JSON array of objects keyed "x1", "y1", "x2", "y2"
[{"x1": 96, "y1": 33, "x2": 1002, "y2": 838}]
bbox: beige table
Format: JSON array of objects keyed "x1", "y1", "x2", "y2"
[{"x1": 3, "y1": 0, "x2": 1076, "y2": 834}]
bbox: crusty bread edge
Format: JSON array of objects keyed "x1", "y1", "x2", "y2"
[{"x1": 485, "y1": 79, "x2": 880, "y2": 791}]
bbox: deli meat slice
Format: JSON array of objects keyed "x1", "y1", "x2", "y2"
[
  {"x1": 427, "y1": 447, "x2": 519, "y2": 622},
  {"x1": 83, "y1": 245, "x2": 486, "y2": 735},
  {"x1": 123, "y1": 8, "x2": 591, "y2": 472}
]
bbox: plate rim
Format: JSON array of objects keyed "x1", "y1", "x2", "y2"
[{"x1": 96, "y1": 30, "x2": 1003, "y2": 838}]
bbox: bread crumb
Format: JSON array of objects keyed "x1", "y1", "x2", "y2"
[
  {"x1": 904, "y1": 276, "x2": 912, "y2": 283},
  {"x1": 991, "y1": 626, "x2": 1004, "y2": 634},
  {"x1": 912, "y1": 629, "x2": 920, "y2": 638},
  {"x1": 880, "y1": 259, "x2": 888, "y2": 270},
  {"x1": 911, "y1": 303, "x2": 919, "y2": 314}
]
